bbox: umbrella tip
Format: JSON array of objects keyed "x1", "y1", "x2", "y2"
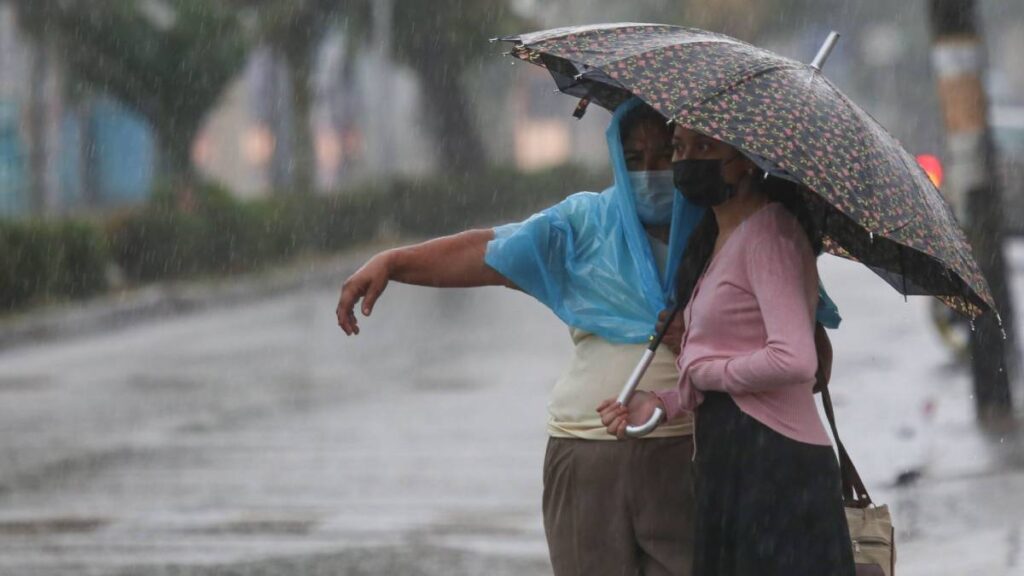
[{"x1": 810, "y1": 31, "x2": 841, "y2": 71}]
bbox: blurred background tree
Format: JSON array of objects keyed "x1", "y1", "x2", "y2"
[
  {"x1": 13, "y1": 0, "x2": 249, "y2": 188},
  {"x1": 389, "y1": 0, "x2": 526, "y2": 173},
  {"x1": 245, "y1": 0, "x2": 368, "y2": 194}
]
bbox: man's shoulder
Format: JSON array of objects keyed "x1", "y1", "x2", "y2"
[
  {"x1": 546, "y1": 188, "x2": 613, "y2": 224},
  {"x1": 553, "y1": 189, "x2": 606, "y2": 211}
]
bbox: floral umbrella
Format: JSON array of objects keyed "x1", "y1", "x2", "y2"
[{"x1": 499, "y1": 23, "x2": 994, "y2": 318}]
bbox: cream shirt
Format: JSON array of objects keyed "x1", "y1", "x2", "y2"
[
  {"x1": 546, "y1": 233, "x2": 693, "y2": 439},
  {"x1": 547, "y1": 328, "x2": 694, "y2": 439}
]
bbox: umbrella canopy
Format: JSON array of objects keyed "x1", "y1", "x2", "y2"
[{"x1": 499, "y1": 23, "x2": 995, "y2": 318}]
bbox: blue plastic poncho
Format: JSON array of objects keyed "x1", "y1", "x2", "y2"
[{"x1": 485, "y1": 98, "x2": 840, "y2": 344}]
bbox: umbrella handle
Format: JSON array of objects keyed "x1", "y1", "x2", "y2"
[
  {"x1": 617, "y1": 348, "x2": 666, "y2": 437},
  {"x1": 616, "y1": 306, "x2": 680, "y2": 437},
  {"x1": 627, "y1": 407, "x2": 664, "y2": 437}
]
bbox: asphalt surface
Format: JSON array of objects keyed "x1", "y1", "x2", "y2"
[{"x1": 1, "y1": 245, "x2": 1022, "y2": 575}]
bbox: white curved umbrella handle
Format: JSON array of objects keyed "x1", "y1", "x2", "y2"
[
  {"x1": 616, "y1": 348, "x2": 664, "y2": 437},
  {"x1": 626, "y1": 407, "x2": 664, "y2": 437}
]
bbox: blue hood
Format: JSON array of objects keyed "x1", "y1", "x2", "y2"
[{"x1": 484, "y1": 98, "x2": 705, "y2": 343}]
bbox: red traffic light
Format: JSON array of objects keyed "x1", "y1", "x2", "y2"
[{"x1": 916, "y1": 154, "x2": 944, "y2": 189}]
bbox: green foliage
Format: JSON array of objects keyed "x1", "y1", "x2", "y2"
[
  {"x1": 108, "y1": 183, "x2": 266, "y2": 281},
  {"x1": 0, "y1": 219, "x2": 108, "y2": 311},
  {"x1": 5, "y1": 165, "x2": 605, "y2": 311},
  {"x1": 385, "y1": 0, "x2": 529, "y2": 172},
  {"x1": 390, "y1": 0, "x2": 522, "y2": 64},
  {"x1": 108, "y1": 165, "x2": 604, "y2": 283},
  {"x1": 388, "y1": 165, "x2": 605, "y2": 237},
  {"x1": 52, "y1": 221, "x2": 110, "y2": 299}
]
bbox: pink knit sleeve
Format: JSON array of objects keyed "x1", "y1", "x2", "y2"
[
  {"x1": 653, "y1": 375, "x2": 704, "y2": 421},
  {"x1": 652, "y1": 387, "x2": 685, "y2": 421},
  {"x1": 690, "y1": 213, "x2": 818, "y2": 394}
]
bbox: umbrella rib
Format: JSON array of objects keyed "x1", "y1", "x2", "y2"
[
  {"x1": 668, "y1": 63, "x2": 804, "y2": 119},
  {"x1": 881, "y1": 219, "x2": 914, "y2": 238},
  {"x1": 591, "y1": 37, "x2": 795, "y2": 84},
  {"x1": 817, "y1": 76, "x2": 982, "y2": 299},
  {"x1": 599, "y1": 37, "x2": 745, "y2": 68}
]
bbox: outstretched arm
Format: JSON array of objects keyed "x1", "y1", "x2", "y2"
[{"x1": 336, "y1": 229, "x2": 513, "y2": 335}]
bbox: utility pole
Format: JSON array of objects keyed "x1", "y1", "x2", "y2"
[{"x1": 928, "y1": 0, "x2": 1017, "y2": 422}]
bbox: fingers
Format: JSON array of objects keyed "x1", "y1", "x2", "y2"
[
  {"x1": 603, "y1": 413, "x2": 627, "y2": 437},
  {"x1": 336, "y1": 279, "x2": 366, "y2": 336},
  {"x1": 360, "y1": 279, "x2": 385, "y2": 317},
  {"x1": 337, "y1": 308, "x2": 359, "y2": 335},
  {"x1": 597, "y1": 401, "x2": 620, "y2": 427},
  {"x1": 597, "y1": 400, "x2": 630, "y2": 438},
  {"x1": 598, "y1": 400, "x2": 625, "y2": 419},
  {"x1": 612, "y1": 415, "x2": 627, "y2": 439}
]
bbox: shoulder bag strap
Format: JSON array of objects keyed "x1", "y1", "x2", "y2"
[{"x1": 820, "y1": 384, "x2": 873, "y2": 508}]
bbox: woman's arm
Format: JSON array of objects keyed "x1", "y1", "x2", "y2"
[
  {"x1": 387, "y1": 229, "x2": 513, "y2": 288},
  {"x1": 689, "y1": 221, "x2": 819, "y2": 393},
  {"x1": 336, "y1": 229, "x2": 513, "y2": 335}
]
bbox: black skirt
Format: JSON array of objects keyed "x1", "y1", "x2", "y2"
[{"x1": 693, "y1": 392, "x2": 855, "y2": 576}]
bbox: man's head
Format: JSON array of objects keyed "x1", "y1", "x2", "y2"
[
  {"x1": 618, "y1": 104, "x2": 677, "y2": 227},
  {"x1": 620, "y1": 104, "x2": 674, "y2": 172}
]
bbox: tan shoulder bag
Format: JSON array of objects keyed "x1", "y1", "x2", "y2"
[{"x1": 821, "y1": 386, "x2": 896, "y2": 576}]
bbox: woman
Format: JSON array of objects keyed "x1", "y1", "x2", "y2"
[{"x1": 599, "y1": 125, "x2": 855, "y2": 576}]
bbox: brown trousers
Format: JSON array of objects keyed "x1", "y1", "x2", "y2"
[{"x1": 543, "y1": 436, "x2": 696, "y2": 576}]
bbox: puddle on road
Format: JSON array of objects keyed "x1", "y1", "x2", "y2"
[
  {"x1": 129, "y1": 373, "x2": 205, "y2": 391},
  {"x1": 0, "y1": 516, "x2": 107, "y2": 535},
  {"x1": 194, "y1": 517, "x2": 319, "y2": 536},
  {"x1": 0, "y1": 374, "x2": 51, "y2": 392},
  {"x1": 412, "y1": 375, "x2": 479, "y2": 392}
]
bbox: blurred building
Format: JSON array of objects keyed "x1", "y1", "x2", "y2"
[
  {"x1": 0, "y1": 4, "x2": 615, "y2": 217},
  {"x1": 0, "y1": 4, "x2": 156, "y2": 217},
  {"x1": 5, "y1": 1, "x2": 1021, "y2": 218}
]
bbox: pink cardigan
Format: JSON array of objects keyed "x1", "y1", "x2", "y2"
[{"x1": 654, "y1": 203, "x2": 831, "y2": 445}]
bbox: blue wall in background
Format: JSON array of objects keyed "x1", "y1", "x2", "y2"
[
  {"x1": 91, "y1": 98, "x2": 155, "y2": 205},
  {"x1": 0, "y1": 101, "x2": 26, "y2": 217},
  {"x1": 0, "y1": 96, "x2": 155, "y2": 218}
]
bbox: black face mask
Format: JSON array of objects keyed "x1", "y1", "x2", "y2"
[{"x1": 672, "y1": 155, "x2": 741, "y2": 208}]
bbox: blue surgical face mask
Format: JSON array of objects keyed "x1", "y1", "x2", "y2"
[{"x1": 629, "y1": 170, "x2": 677, "y2": 226}]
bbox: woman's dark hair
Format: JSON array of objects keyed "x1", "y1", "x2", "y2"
[
  {"x1": 762, "y1": 174, "x2": 824, "y2": 256},
  {"x1": 672, "y1": 170, "x2": 823, "y2": 310},
  {"x1": 674, "y1": 210, "x2": 718, "y2": 310},
  {"x1": 619, "y1": 103, "x2": 669, "y2": 142}
]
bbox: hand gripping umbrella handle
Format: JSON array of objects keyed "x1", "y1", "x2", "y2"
[
  {"x1": 616, "y1": 306, "x2": 679, "y2": 437},
  {"x1": 617, "y1": 348, "x2": 664, "y2": 437}
]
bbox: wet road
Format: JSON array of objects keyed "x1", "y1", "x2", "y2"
[
  {"x1": 1, "y1": 247, "x2": 1023, "y2": 575},
  {"x1": 0, "y1": 277, "x2": 568, "y2": 575}
]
